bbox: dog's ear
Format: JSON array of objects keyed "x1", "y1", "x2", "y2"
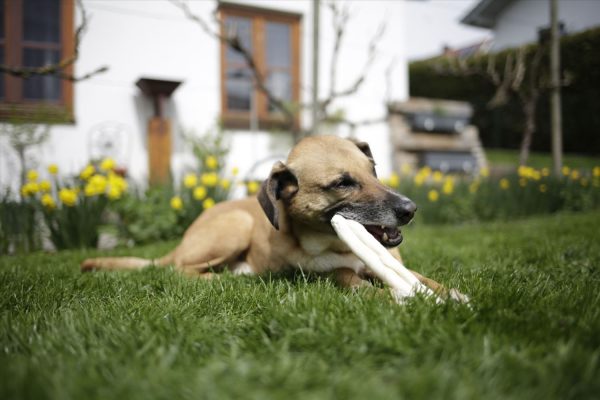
[
  {"x1": 257, "y1": 161, "x2": 298, "y2": 230},
  {"x1": 349, "y1": 139, "x2": 377, "y2": 177}
]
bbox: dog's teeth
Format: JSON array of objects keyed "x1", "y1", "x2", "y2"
[{"x1": 382, "y1": 232, "x2": 389, "y2": 241}]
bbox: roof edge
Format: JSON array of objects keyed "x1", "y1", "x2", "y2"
[{"x1": 460, "y1": 0, "x2": 509, "y2": 29}]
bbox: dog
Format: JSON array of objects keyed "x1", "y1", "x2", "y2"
[{"x1": 82, "y1": 136, "x2": 449, "y2": 296}]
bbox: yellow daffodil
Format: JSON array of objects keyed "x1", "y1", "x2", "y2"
[
  {"x1": 205, "y1": 156, "x2": 219, "y2": 170},
  {"x1": 247, "y1": 181, "x2": 260, "y2": 195},
  {"x1": 570, "y1": 170, "x2": 580, "y2": 180},
  {"x1": 39, "y1": 180, "x2": 52, "y2": 193},
  {"x1": 413, "y1": 173, "x2": 425, "y2": 187},
  {"x1": 20, "y1": 182, "x2": 40, "y2": 197},
  {"x1": 107, "y1": 187, "x2": 122, "y2": 200},
  {"x1": 107, "y1": 172, "x2": 128, "y2": 193},
  {"x1": 539, "y1": 184, "x2": 548, "y2": 193},
  {"x1": 80, "y1": 165, "x2": 95, "y2": 180},
  {"x1": 541, "y1": 167, "x2": 550, "y2": 177},
  {"x1": 388, "y1": 173, "x2": 399, "y2": 188},
  {"x1": 201, "y1": 172, "x2": 219, "y2": 187},
  {"x1": 519, "y1": 178, "x2": 527, "y2": 187},
  {"x1": 593, "y1": 166, "x2": 600, "y2": 178},
  {"x1": 432, "y1": 171, "x2": 443, "y2": 183},
  {"x1": 170, "y1": 196, "x2": 183, "y2": 210},
  {"x1": 59, "y1": 188, "x2": 77, "y2": 207},
  {"x1": 220, "y1": 178, "x2": 231, "y2": 190},
  {"x1": 193, "y1": 186, "x2": 207, "y2": 200},
  {"x1": 499, "y1": 178, "x2": 510, "y2": 190},
  {"x1": 47, "y1": 164, "x2": 58, "y2": 175},
  {"x1": 419, "y1": 166, "x2": 432, "y2": 178},
  {"x1": 84, "y1": 174, "x2": 108, "y2": 196},
  {"x1": 469, "y1": 182, "x2": 479, "y2": 194},
  {"x1": 561, "y1": 166, "x2": 570, "y2": 176},
  {"x1": 428, "y1": 190, "x2": 439, "y2": 202},
  {"x1": 479, "y1": 167, "x2": 490, "y2": 178},
  {"x1": 232, "y1": 167, "x2": 239, "y2": 176},
  {"x1": 100, "y1": 157, "x2": 116, "y2": 171},
  {"x1": 442, "y1": 178, "x2": 454, "y2": 195},
  {"x1": 41, "y1": 194, "x2": 56, "y2": 209},
  {"x1": 183, "y1": 173, "x2": 198, "y2": 188},
  {"x1": 203, "y1": 198, "x2": 215, "y2": 209},
  {"x1": 26, "y1": 170, "x2": 39, "y2": 182}
]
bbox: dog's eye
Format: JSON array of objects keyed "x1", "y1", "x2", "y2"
[{"x1": 328, "y1": 174, "x2": 358, "y2": 190}]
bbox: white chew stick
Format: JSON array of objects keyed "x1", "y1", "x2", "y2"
[{"x1": 331, "y1": 214, "x2": 439, "y2": 303}]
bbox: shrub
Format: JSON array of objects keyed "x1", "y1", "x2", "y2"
[{"x1": 409, "y1": 26, "x2": 600, "y2": 154}]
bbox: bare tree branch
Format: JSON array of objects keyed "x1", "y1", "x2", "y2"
[
  {"x1": 170, "y1": 0, "x2": 298, "y2": 137},
  {"x1": 322, "y1": 20, "x2": 386, "y2": 109},
  {"x1": 0, "y1": 0, "x2": 108, "y2": 82},
  {"x1": 171, "y1": 0, "x2": 389, "y2": 141},
  {"x1": 435, "y1": 43, "x2": 566, "y2": 165},
  {"x1": 327, "y1": 1, "x2": 350, "y2": 101}
]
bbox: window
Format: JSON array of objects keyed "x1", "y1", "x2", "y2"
[
  {"x1": 218, "y1": 2, "x2": 301, "y2": 130},
  {"x1": 0, "y1": 0, "x2": 75, "y2": 120}
]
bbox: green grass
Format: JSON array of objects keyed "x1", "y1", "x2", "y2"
[
  {"x1": 486, "y1": 149, "x2": 599, "y2": 170},
  {"x1": 2, "y1": 212, "x2": 600, "y2": 399}
]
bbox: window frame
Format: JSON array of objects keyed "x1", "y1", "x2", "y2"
[
  {"x1": 218, "y1": 2, "x2": 301, "y2": 131},
  {"x1": 0, "y1": 0, "x2": 75, "y2": 122}
]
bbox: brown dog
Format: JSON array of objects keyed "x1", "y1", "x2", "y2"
[{"x1": 82, "y1": 136, "x2": 447, "y2": 294}]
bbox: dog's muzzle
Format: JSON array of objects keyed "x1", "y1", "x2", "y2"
[{"x1": 329, "y1": 193, "x2": 417, "y2": 248}]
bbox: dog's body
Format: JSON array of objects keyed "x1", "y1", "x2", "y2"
[{"x1": 82, "y1": 136, "x2": 445, "y2": 294}]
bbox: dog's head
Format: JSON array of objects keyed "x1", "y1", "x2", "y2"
[{"x1": 258, "y1": 136, "x2": 416, "y2": 247}]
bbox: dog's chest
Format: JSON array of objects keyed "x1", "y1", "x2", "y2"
[{"x1": 291, "y1": 231, "x2": 366, "y2": 273}]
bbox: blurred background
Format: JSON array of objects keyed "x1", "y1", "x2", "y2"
[{"x1": 1, "y1": 0, "x2": 599, "y2": 253}]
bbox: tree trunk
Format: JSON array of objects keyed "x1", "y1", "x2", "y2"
[{"x1": 519, "y1": 99, "x2": 536, "y2": 166}]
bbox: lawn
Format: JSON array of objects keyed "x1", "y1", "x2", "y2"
[
  {"x1": 1, "y1": 211, "x2": 599, "y2": 399},
  {"x1": 486, "y1": 149, "x2": 599, "y2": 170}
]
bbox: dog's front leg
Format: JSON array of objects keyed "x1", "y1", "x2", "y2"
[{"x1": 333, "y1": 268, "x2": 373, "y2": 290}]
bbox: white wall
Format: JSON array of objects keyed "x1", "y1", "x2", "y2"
[
  {"x1": 1, "y1": 0, "x2": 408, "y2": 193},
  {"x1": 493, "y1": 0, "x2": 600, "y2": 50}
]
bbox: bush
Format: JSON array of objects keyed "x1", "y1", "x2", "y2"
[
  {"x1": 409, "y1": 27, "x2": 600, "y2": 154},
  {"x1": 111, "y1": 186, "x2": 181, "y2": 244}
]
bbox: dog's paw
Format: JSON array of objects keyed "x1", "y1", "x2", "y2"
[{"x1": 80, "y1": 259, "x2": 97, "y2": 272}]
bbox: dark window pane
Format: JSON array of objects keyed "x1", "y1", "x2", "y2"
[
  {"x1": 0, "y1": 0, "x2": 5, "y2": 39},
  {"x1": 0, "y1": 47, "x2": 4, "y2": 98},
  {"x1": 23, "y1": 48, "x2": 61, "y2": 100},
  {"x1": 266, "y1": 71, "x2": 291, "y2": 112},
  {"x1": 23, "y1": 0, "x2": 60, "y2": 43},
  {"x1": 226, "y1": 67, "x2": 252, "y2": 111},
  {"x1": 225, "y1": 16, "x2": 252, "y2": 65},
  {"x1": 266, "y1": 22, "x2": 290, "y2": 68}
]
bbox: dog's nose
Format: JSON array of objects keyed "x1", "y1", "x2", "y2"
[{"x1": 396, "y1": 199, "x2": 417, "y2": 225}]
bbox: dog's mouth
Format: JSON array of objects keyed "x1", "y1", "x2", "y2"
[{"x1": 363, "y1": 224, "x2": 403, "y2": 247}]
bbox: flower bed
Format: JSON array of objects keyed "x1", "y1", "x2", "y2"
[{"x1": 383, "y1": 165, "x2": 600, "y2": 224}]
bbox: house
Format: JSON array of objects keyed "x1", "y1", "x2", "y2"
[
  {"x1": 0, "y1": 0, "x2": 409, "y2": 193},
  {"x1": 461, "y1": 0, "x2": 600, "y2": 50}
]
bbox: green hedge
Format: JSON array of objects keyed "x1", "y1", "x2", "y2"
[{"x1": 409, "y1": 27, "x2": 600, "y2": 155}]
